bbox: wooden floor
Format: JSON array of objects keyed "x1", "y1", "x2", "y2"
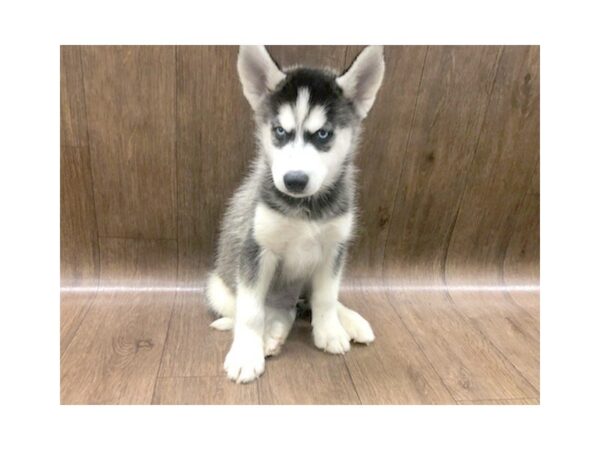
[{"x1": 60, "y1": 284, "x2": 539, "y2": 405}]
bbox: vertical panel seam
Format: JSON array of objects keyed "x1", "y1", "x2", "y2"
[
  {"x1": 500, "y1": 173, "x2": 540, "y2": 320},
  {"x1": 380, "y1": 46, "x2": 429, "y2": 283},
  {"x1": 174, "y1": 45, "x2": 180, "y2": 288},
  {"x1": 78, "y1": 46, "x2": 102, "y2": 292},
  {"x1": 441, "y1": 46, "x2": 505, "y2": 287},
  {"x1": 500, "y1": 49, "x2": 540, "y2": 317}
]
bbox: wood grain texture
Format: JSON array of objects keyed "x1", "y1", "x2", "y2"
[
  {"x1": 503, "y1": 158, "x2": 540, "y2": 315},
  {"x1": 60, "y1": 46, "x2": 99, "y2": 287},
  {"x1": 61, "y1": 45, "x2": 539, "y2": 288},
  {"x1": 384, "y1": 288, "x2": 538, "y2": 402},
  {"x1": 445, "y1": 290, "x2": 539, "y2": 393},
  {"x1": 445, "y1": 46, "x2": 540, "y2": 286},
  {"x1": 457, "y1": 398, "x2": 539, "y2": 405},
  {"x1": 60, "y1": 291, "x2": 96, "y2": 356},
  {"x1": 98, "y1": 237, "x2": 178, "y2": 288},
  {"x1": 503, "y1": 159, "x2": 539, "y2": 286},
  {"x1": 158, "y1": 291, "x2": 231, "y2": 378},
  {"x1": 81, "y1": 46, "x2": 177, "y2": 240},
  {"x1": 341, "y1": 285, "x2": 456, "y2": 404},
  {"x1": 267, "y1": 45, "x2": 348, "y2": 71},
  {"x1": 176, "y1": 46, "x2": 255, "y2": 283},
  {"x1": 382, "y1": 46, "x2": 502, "y2": 283},
  {"x1": 60, "y1": 239, "x2": 176, "y2": 404},
  {"x1": 345, "y1": 46, "x2": 429, "y2": 281},
  {"x1": 61, "y1": 227, "x2": 98, "y2": 288},
  {"x1": 60, "y1": 286, "x2": 539, "y2": 404},
  {"x1": 152, "y1": 377, "x2": 258, "y2": 405},
  {"x1": 257, "y1": 317, "x2": 360, "y2": 405},
  {"x1": 61, "y1": 46, "x2": 89, "y2": 148}
]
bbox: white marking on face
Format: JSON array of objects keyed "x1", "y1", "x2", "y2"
[
  {"x1": 304, "y1": 105, "x2": 327, "y2": 133},
  {"x1": 264, "y1": 88, "x2": 355, "y2": 198},
  {"x1": 278, "y1": 104, "x2": 295, "y2": 131},
  {"x1": 295, "y1": 88, "x2": 311, "y2": 125},
  {"x1": 271, "y1": 139, "x2": 327, "y2": 197}
]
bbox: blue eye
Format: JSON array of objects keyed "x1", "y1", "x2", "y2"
[
  {"x1": 274, "y1": 126, "x2": 287, "y2": 137},
  {"x1": 316, "y1": 129, "x2": 331, "y2": 140}
]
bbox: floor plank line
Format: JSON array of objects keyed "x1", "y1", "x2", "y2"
[
  {"x1": 384, "y1": 288, "x2": 538, "y2": 402},
  {"x1": 341, "y1": 354, "x2": 364, "y2": 405},
  {"x1": 60, "y1": 289, "x2": 98, "y2": 357},
  {"x1": 150, "y1": 291, "x2": 178, "y2": 405},
  {"x1": 380, "y1": 286, "x2": 460, "y2": 404},
  {"x1": 61, "y1": 283, "x2": 539, "y2": 404},
  {"x1": 457, "y1": 398, "x2": 539, "y2": 405},
  {"x1": 444, "y1": 289, "x2": 540, "y2": 395}
]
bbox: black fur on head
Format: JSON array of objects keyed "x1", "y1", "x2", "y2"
[{"x1": 257, "y1": 67, "x2": 359, "y2": 129}]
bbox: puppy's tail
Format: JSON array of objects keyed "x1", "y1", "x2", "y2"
[{"x1": 206, "y1": 272, "x2": 236, "y2": 332}]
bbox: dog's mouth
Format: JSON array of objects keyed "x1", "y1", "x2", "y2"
[
  {"x1": 277, "y1": 187, "x2": 312, "y2": 199},
  {"x1": 272, "y1": 181, "x2": 321, "y2": 202}
]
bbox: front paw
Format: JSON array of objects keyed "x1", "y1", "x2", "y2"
[
  {"x1": 338, "y1": 305, "x2": 375, "y2": 344},
  {"x1": 224, "y1": 340, "x2": 265, "y2": 383},
  {"x1": 313, "y1": 321, "x2": 351, "y2": 354}
]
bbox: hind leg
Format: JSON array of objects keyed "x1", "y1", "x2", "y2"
[
  {"x1": 206, "y1": 272, "x2": 236, "y2": 318},
  {"x1": 263, "y1": 306, "x2": 296, "y2": 356}
]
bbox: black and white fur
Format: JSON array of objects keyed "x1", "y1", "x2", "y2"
[{"x1": 206, "y1": 45, "x2": 385, "y2": 383}]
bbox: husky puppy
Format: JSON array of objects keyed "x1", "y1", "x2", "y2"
[{"x1": 206, "y1": 45, "x2": 385, "y2": 383}]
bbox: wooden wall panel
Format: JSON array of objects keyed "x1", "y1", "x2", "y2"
[
  {"x1": 381, "y1": 46, "x2": 502, "y2": 284},
  {"x1": 445, "y1": 46, "x2": 540, "y2": 286},
  {"x1": 61, "y1": 46, "x2": 88, "y2": 148},
  {"x1": 503, "y1": 157, "x2": 539, "y2": 315},
  {"x1": 60, "y1": 46, "x2": 99, "y2": 287},
  {"x1": 176, "y1": 46, "x2": 255, "y2": 284},
  {"x1": 81, "y1": 46, "x2": 177, "y2": 240},
  {"x1": 345, "y1": 46, "x2": 428, "y2": 280},
  {"x1": 504, "y1": 158, "x2": 540, "y2": 288},
  {"x1": 61, "y1": 45, "x2": 540, "y2": 290},
  {"x1": 267, "y1": 45, "x2": 348, "y2": 70},
  {"x1": 97, "y1": 237, "x2": 178, "y2": 288}
]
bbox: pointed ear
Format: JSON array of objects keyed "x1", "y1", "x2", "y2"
[
  {"x1": 237, "y1": 45, "x2": 286, "y2": 110},
  {"x1": 337, "y1": 46, "x2": 385, "y2": 118}
]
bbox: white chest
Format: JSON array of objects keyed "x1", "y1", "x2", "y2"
[{"x1": 253, "y1": 203, "x2": 353, "y2": 280}]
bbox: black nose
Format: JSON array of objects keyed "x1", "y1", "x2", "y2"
[{"x1": 283, "y1": 171, "x2": 309, "y2": 193}]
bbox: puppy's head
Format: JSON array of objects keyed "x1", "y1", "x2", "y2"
[{"x1": 237, "y1": 45, "x2": 385, "y2": 198}]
